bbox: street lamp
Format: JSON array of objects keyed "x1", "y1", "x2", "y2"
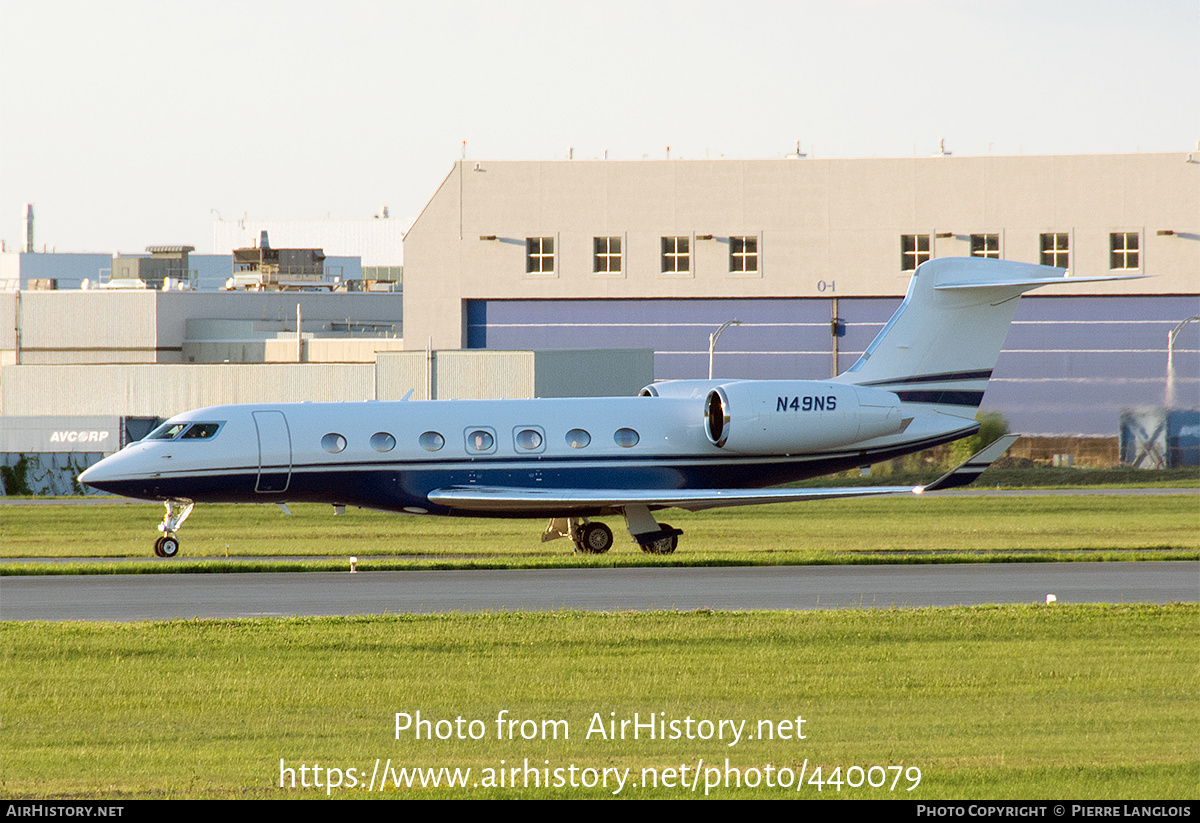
[
  {"x1": 708, "y1": 319, "x2": 742, "y2": 380},
  {"x1": 1166, "y1": 316, "x2": 1200, "y2": 407}
]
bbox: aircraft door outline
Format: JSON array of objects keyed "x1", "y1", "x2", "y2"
[{"x1": 253, "y1": 410, "x2": 292, "y2": 493}]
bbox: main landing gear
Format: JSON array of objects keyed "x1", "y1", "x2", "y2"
[
  {"x1": 541, "y1": 505, "x2": 683, "y2": 555},
  {"x1": 153, "y1": 499, "x2": 194, "y2": 558},
  {"x1": 542, "y1": 518, "x2": 615, "y2": 554}
]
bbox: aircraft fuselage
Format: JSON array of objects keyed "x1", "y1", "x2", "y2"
[{"x1": 79, "y1": 384, "x2": 970, "y2": 519}]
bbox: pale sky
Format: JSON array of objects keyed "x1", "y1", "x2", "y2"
[{"x1": 1, "y1": 0, "x2": 1196, "y2": 254}]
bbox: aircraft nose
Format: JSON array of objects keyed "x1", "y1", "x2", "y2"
[
  {"x1": 78, "y1": 458, "x2": 118, "y2": 491},
  {"x1": 78, "y1": 449, "x2": 150, "y2": 494}
]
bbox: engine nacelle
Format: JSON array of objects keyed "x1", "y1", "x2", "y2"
[
  {"x1": 704, "y1": 381, "x2": 905, "y2": 453},
  {"x1": 639, "y1": 380, "x2": 728, "y2": 399}
]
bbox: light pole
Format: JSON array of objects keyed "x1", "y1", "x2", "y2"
[
  {"x1": 1166, "y1": 316, "x2": 1200, "y2": 407},
  {"x1": 708, "y1": 319, "x2": 741, "y2": 380}
]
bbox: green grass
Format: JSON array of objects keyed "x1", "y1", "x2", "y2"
[
  {"x1": 2, "y1": 496, "x2": 1196, "y2": 574},
  {"x1": 2, "y1": 605, "x2": 1195, "y2": 799}
]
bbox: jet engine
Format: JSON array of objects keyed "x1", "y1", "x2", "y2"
[{"x1": 703, "y1": 380, "x2": 905, "y2": 453}]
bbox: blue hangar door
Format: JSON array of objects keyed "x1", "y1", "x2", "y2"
[{"x1": 253, "y1": 410, "x2": 292, "y2": 493}]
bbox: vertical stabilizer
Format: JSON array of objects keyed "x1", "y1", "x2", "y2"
[{"x1": 836, "y1": 258, "x2": 1137, "y2": 418}]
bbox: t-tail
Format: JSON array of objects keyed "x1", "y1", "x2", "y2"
[{"x1": 835, "y1": 258, "x2": 1140, "y2": 419}]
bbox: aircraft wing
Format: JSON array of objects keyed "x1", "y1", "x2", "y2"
[
  {"x1": 426, "y1": 484, "x2": 919, "y2": 513},
  {"x1": 428, "y1": 433, "x2": 1020, "y2": 514},
  {"x1": 919, "y1": 434, "x2": 1020, "y2": 492}
]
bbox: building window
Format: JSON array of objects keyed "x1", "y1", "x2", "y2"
[
  {"x1": 1110, "y1": 232, "x2": 1139, "y2": 270},
  {"x1": 970, "y1": 234, "x2": 1000, "y2": 258},
  {"x1": 661, "y1": 236, "x2": 690, "y2": 274},
  {"x1": 1040, "y1": 233, "x2": 1069, "y2": 268},
  {"x1": 526, "y1": 237, "x2": 554, "y2": 274},
  {"x1": 730, "y1": 236, "x2": 758, "y2": 273},
  {"x1": 901, "y1": 235, "x2": 930, "y2": 271},
  {"x1": 593, "y1": 237, "x2": 621, "y2": 274}
]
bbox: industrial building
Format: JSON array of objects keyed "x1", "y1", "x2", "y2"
[
  {"x1": 212, "y1": 215, "x2": 404, "y2": 285},
  {"x1": 403, "y1": 152, "x2": 1199, "y2": 436},
  {"x1": 0, "y1": 278, "x2": 649, "y2": 491},
  {"x1": 1, "y1": 151, "x2": 1196, "y2": 493}
]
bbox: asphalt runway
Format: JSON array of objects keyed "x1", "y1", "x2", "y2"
[{"x1": 2, "y1": 561, "x2": 1195, "y2": 621}]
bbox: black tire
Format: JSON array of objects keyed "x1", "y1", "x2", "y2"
[
  {"x1": 576, "y1": 522, "x2": 614, "y2": 554},
  {"x1": 639, "y1": 523, "x2": 678, "y2": 555},
  {"x1": 153, "y1": 537, "x2": 165, "y2": 558},
  {"x1": 159, "y1": 536, "x2": 180, "y2": 558}
]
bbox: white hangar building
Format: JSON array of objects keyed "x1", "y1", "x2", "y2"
[{"x1": 403, "y1": 152, "x2": 1200, "y2": 435}]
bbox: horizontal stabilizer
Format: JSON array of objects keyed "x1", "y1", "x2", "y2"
[
  {"x1": 920, "y1": 434, "x2": 1020, "y2": 492},
  {"x1": 935, "y1": 274, "x2": 1144, "y2": 290},
  {"x1": 428, "y1": 484, "x2": 920, "y2": 513}
]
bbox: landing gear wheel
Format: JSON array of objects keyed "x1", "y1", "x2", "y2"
[
  {"x1": 575, "y1": 522, "x2": 614, "y2": 554},
  {"x1": 158, "y1": 536, "x2": 180, "y2": 558},
  {"x1": 639, "y1": 523, "x2": 678, "y2": 555}
]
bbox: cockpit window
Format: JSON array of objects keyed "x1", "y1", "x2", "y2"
[
  {"x1": 180, "y1": 423, "x2": 222, "y2": 440},
  {"x1": 147, "y1": 422, "x2": 189, "y2": 440}
]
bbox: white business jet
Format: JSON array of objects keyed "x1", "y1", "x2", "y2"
[{"x1": 79, "y1": 258, "x2": 1135, "y2": 557}]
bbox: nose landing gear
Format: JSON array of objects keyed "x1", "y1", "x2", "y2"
[{"x1": 153, "y1": 499, "x2": 194, "y2": 558}]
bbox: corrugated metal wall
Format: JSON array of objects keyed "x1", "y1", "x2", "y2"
[
  {"x1": 1, "y1": 364, "x2": 375, "y2": 417},
  {"x1": 435, "y1": 351, "x2": 535, "y2": 399},
  {"x1": 2, "y1": 350, "x2": 652, "y2": 417},
  {"x1": 374, "y1": 351, "x2": 535, "y2": 400},
  {"x1": 21, "y1": 291, "x2": 160, "y2": 358}
]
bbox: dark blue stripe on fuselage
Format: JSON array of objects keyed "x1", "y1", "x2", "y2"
[
  {"x1": 893, "y1": 390, "x2": 985, "y2": 407},
  {"x1": 96, "y1": 426, "x2": 976, "y2": 516}
]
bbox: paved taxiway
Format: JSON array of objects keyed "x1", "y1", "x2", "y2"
[{"x1": 2, "y1": 562, "x2": 1195, "y2": 621}]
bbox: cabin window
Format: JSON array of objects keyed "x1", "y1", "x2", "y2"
[
  {"x1": 180, "y1": 423, "x2": 221, "y2": 439},
  {"x1": 419, "y1": 431, "x2": 445, "y2": 452},
  {"x1": 566, "y1": 429, "x2": 591, "y2": 449},
  {"x1": 467, "y1": 429, "x2": 495, "y2": 453},
  {"x1": 514, "y1": 428, "x2": 544, "y2": 451},
  {"x1": 613, "y1": 428, "x2": 640, "y2": 448},
  {"x1": 322, "y1": 433, "x2": 347, "y2": 454},
  {"x1": 370, "y1": 432, "x2": 396, "y2": 452}
]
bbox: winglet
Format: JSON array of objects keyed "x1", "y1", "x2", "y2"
[{"x1": 919, "y1": 434, "x2": 1020, "y2": 492}]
